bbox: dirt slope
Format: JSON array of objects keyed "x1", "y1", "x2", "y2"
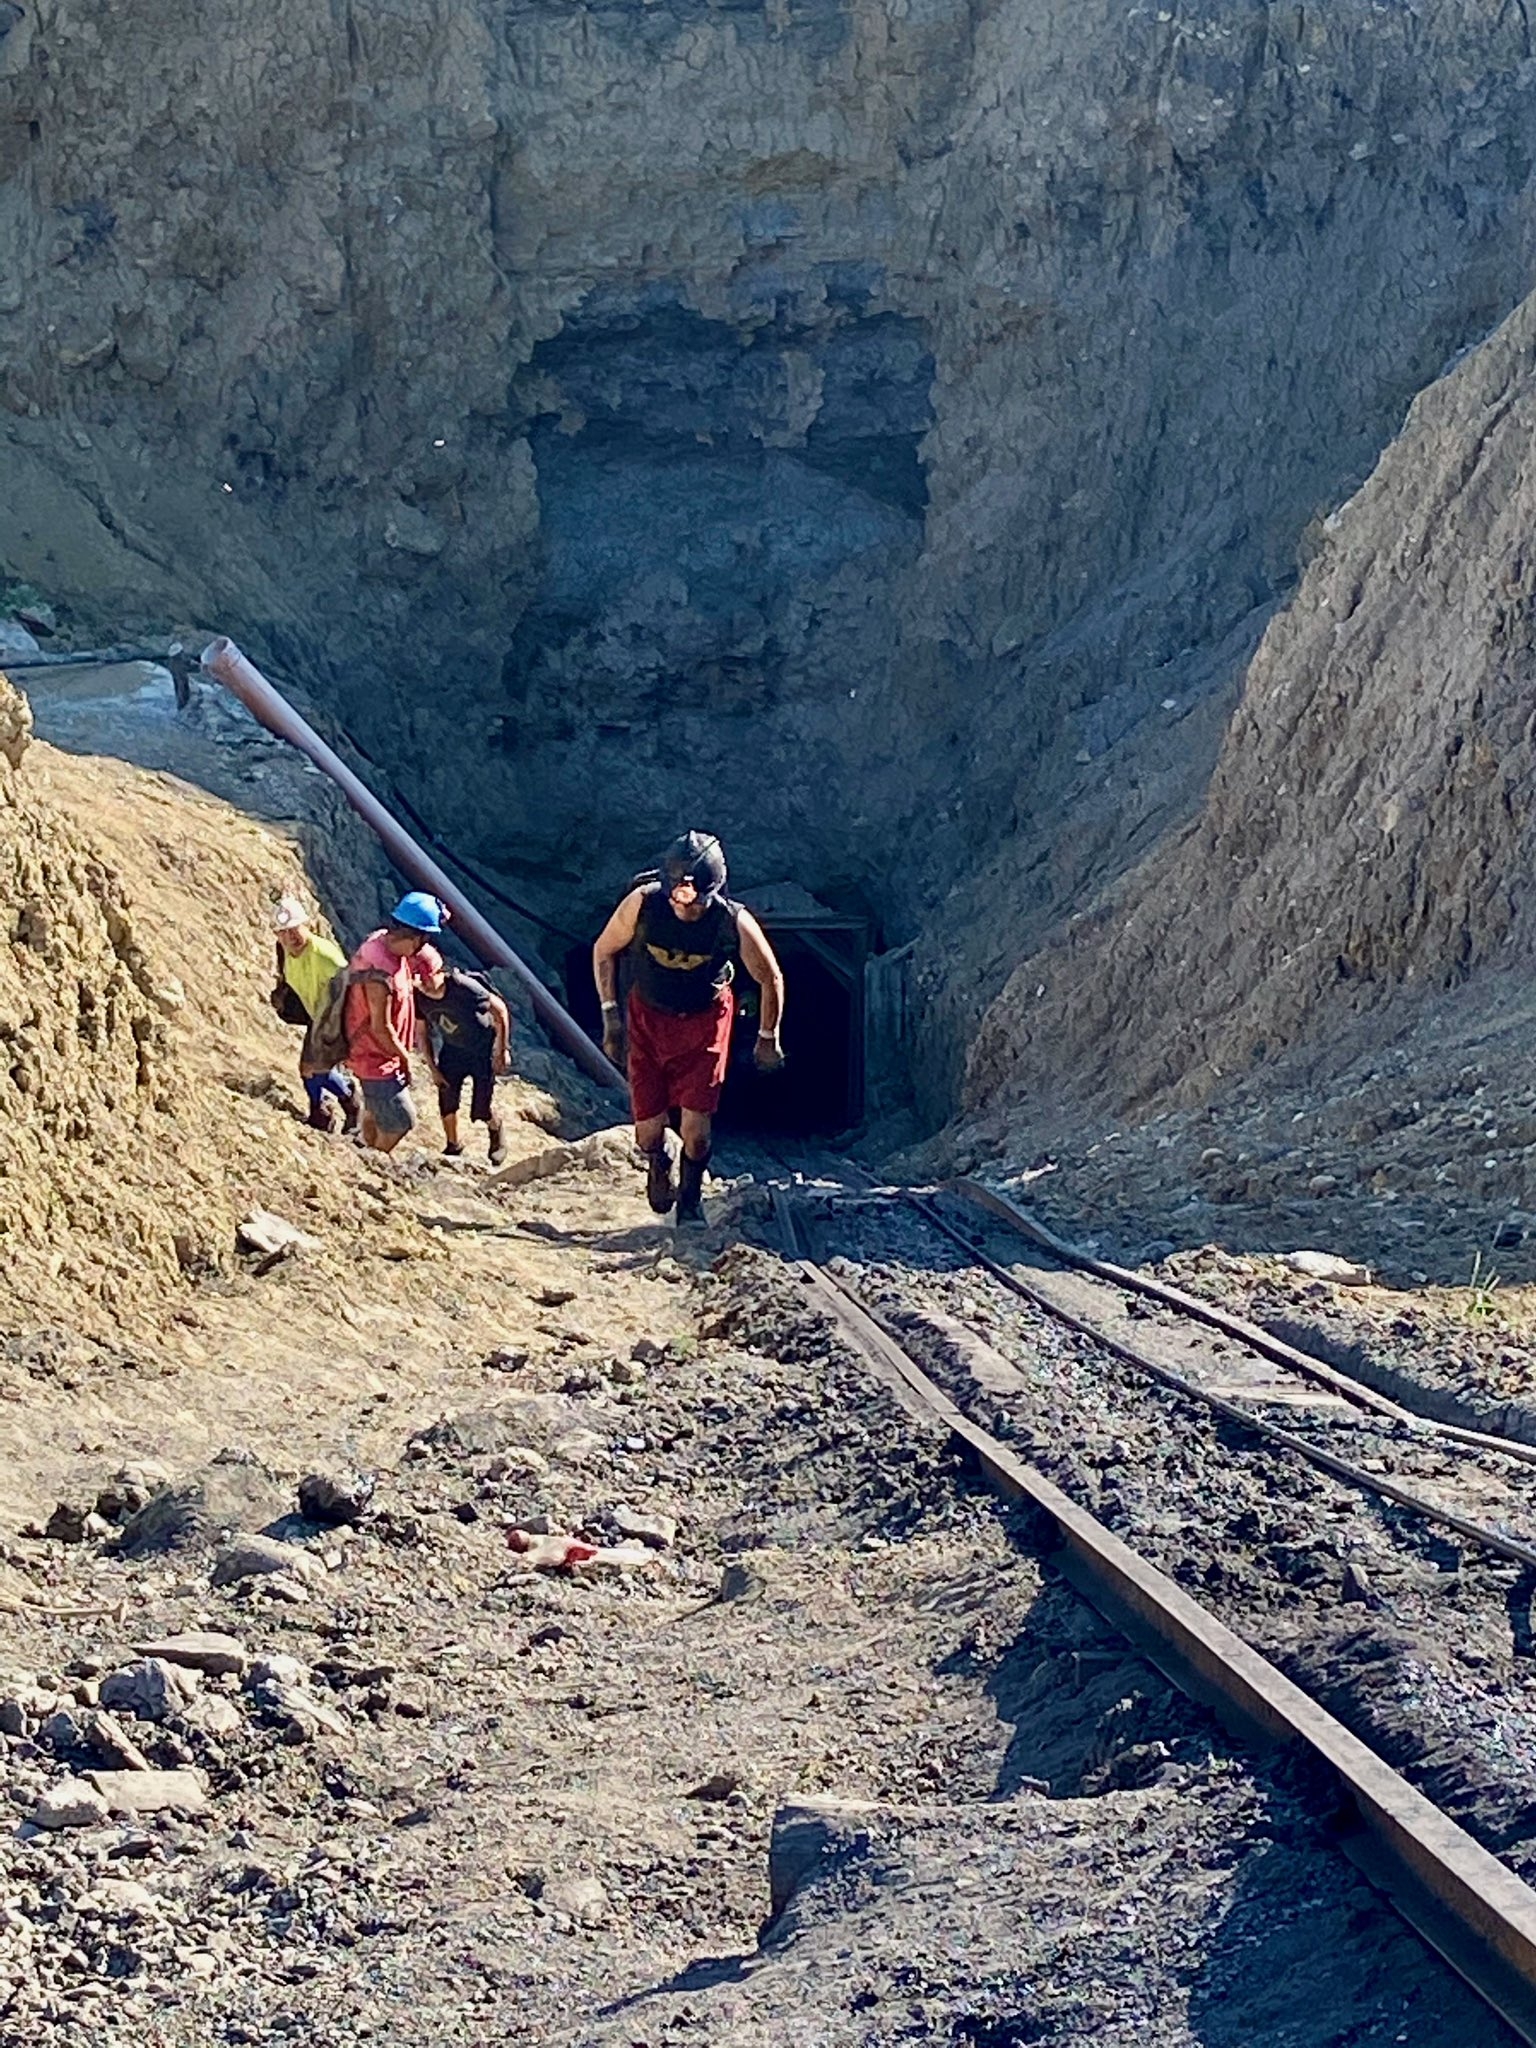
[
  {"x1": 0, "y1": 668, "x2": 571, "y2": 1349},
  {"x1": 964, "y1": 283, "x2": 1536, "y2": 1135}
]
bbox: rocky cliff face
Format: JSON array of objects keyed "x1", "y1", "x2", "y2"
[
  {"x1": 4, "y1": 2, "x2": 1536, "y2": 1105},
  {"x1": 965, "y1": 283, "x2": 1536, "y2": 1130}
]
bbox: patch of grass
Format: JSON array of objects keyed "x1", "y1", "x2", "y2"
[{"x1": 1466, "y1": 1248, "x2": 1502, "y2": 1323}]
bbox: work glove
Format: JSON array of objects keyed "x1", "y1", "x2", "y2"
[{"x1": 602, "y1": 1014, "x2": 626, "y2": 1068}]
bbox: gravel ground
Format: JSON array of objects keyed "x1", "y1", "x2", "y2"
[
  {"x1": 0, "y1": 1242, "x2": 1519, "y2": 2045},
  {"x1": 795, "y1": 1192, "x2": 1536, "y2": 1889}
]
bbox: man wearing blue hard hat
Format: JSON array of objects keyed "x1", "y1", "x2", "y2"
[{"x1": 342, "y1": 891, "x2": 447, "y2": 1151}]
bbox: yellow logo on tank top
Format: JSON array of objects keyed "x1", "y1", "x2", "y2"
[{"x1": 647, "y1": 944, "x2": 711, "y2": 972}]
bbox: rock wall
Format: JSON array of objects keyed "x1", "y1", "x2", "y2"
[
  {"x1": 4, "y1": 2, "x2": 1536, "y2": 1105},
  {"x1": 965, "y1": 283, "x2": 1536, "y2": 1129}
]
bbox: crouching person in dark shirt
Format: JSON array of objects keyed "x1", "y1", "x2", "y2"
[{"x1": 417, "y1": 966, "x2": 512, "y2": 1164}]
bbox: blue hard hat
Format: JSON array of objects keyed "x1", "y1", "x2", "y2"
[{"x1": 391, "y1": 890, "x2": 445, "y2": 933}]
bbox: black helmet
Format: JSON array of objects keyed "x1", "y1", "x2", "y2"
[{"x1": 662, "y1": 830, "x2": 727, "y2": 901}]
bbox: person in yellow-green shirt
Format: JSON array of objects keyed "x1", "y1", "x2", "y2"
[{"x1": 269, "y1": 896, "x2": 359, "y2": 1133}]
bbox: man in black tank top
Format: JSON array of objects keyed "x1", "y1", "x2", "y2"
[{"x1": 593, "y1": 830, "x2": 785, "y2": 1224}]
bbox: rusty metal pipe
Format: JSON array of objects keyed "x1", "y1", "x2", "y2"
[{"x1": 201, "y1": 636, "x2": 625, "y2": 1094}]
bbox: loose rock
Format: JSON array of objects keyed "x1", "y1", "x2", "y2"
[
  {"x1": 88, "y1": 1768, "x2": 210, "y2": 1817},
  {"x1": 1283, "y1": 1250, "x2": 1373, "y2": 1285},
  {"x1": 297, "y1": 1469, "x2": 375, "y2": 1525},
  {"x1": 99, "y1": 1658, "x2": 199, "y2": 1723},
  {"x1": 610, "y1": 1506, "x2": 677, "y2": 1550},
  {"x1": 32, "y1": 1778, "x2": 110, "y2": 1830},
  {"x1": 211, "y1": 1533, "x2": 325, "y2": 1588},
  {"x1": 133, "y1": 1631, "x2": 248, "y2": 1678}
]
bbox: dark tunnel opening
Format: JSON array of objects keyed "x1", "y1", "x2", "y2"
[{"x1": 561, "y1": 910, "x2": 866, "y2": 1135}]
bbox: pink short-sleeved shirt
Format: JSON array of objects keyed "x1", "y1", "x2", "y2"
[{"x1": 343, "y1": 931, "x2": 443, "y2": 1081}]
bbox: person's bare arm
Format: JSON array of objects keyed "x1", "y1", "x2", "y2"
[
  {"x1": 736, "y1": 909, "x2": 785, "y2": 1069},
  {"x1": 416, "y1": 1018, "x2": 443, "y2": 1086},
  {"x1": 592, "y1": 890, "x2": 644, "y2": 1061},
  {"x1": 364, "y1": 980, "x2": 412, "y2": 1072},
  {"x1": 488, "y1": 993, "x2": 512, "y2": 1072}
]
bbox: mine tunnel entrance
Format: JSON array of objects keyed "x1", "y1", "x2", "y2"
[{"x1": 561, "y1": 888, "x2": 867, "y2": 1136}]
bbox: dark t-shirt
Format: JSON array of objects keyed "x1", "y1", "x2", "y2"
[
  {"x1": 628, "y1": 886, "x2": 739, "y2": 1015},
  {"x1": 417, "y1": 968, "x2": 498, "y2": 1061}
]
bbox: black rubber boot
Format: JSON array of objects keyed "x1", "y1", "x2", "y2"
[
  {"x1": 675, "y1": 1146, "x2": 710, "y2": 1226},
  {"x1": 644, "y1": 1145, "x2": 675, "y2": 1214}
]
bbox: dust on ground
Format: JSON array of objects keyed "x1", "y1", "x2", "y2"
[{"x1": 0, "y1": 676, "x2": 1515, "y2": 2044}]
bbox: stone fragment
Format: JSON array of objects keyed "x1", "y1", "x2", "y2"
[
  {"x1": 0, "y1": 1683, "x2": 54, "y2": 1736},
  {"x1": 484, "y1": 1447, "x2": 549, "y2": 1480},
  {"x1": 116, "y1": 1464, "x2": 286, "y2": 1559},
  {"x1": 551, "y1": 1429, "x2": 605, "y2": 1468},
  {"x1": 99, "y1": 1658, "x2": 199, "y2": 1723},
  {"x1": 542, "y1": 1874, "x2": 609, "y2": 1926},
  {"x1": 210, "y1": 1534, "x2": 325, "y2": 1588},
  {"x1": 1283, "y1": 1250, "x2": 1372, "y2": 1286},
  {"x1": 684, "y1": 1770, "x2": 741, "y2": 1801},
  {"x1": 95, "y1": 1465, "x2": 172, "y2": 1523},
  {"x1": 482, "y1": 1346, "x2": 530, "y2": 1374},
  {"x1": 0, "y1": 619, "x2": 40, "y2": 661},
  {"x1": 247, "y1": 1653, "x2": 307, "y2": 1690},
  {"x1": 88, "y1": 1768, "x2": 209, "y2": 1817},
  {"x1": 610, "y1": 1507, "x2": 677, "y2": 1551},
  {"x1": 768, "y1": 1797, "x2": 877, "y2": 1918},
  {"x1": 297, "y1": 1470, "x2": 375, "y2": 1526},
  {"x1": 43, "y1": 1500, "x2": 93, "y2": 1543},
  {"x1": 132, "y1": 1631, "x2": 248, "y2": 1678},
  {"x1": 253, "y1": 1680, "x2": 349, "y2": 1741},
  {"x1": 83, "y1": 1709, "x2": 152, "y2": 1772},
  {"x1": 258, "y1": 1573, "x2": 314, "y2": 1603},
  {"x1": 1341, "y1": 1561, "x2": 1381, "y2": 1608},
  {"x1": 32, "y1": 1778, "x2": 110, "y2": 1830},
  {"x1": 42, "y1": 1708, "x2": 83, "y2": 1752},
  {"x1": 487, "y1": 1124, "x2": 633, "y2": 1189},
  {"x1": 235, "y1": 1208, "x2": 322, "y2": 1258},
  {"x1": 84, "y1": 1877, "x2": 158, "y2": 1917},
  {"x1": 181, "y1": 1694, "x2": 243, "y2": 1739},
  {"x1": 382, "y1": 501, "x2": 446, "y2": 557}
]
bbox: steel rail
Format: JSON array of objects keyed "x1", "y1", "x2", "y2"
[
  {"x1": 954, "y1": 1177, "x2": 1536, "y2": 1469},
  {"x1": 199, "y1": 637, "x2": 624, "y2": 1095},
  {"x1": 770, "y1": 1185, "x2": 1536, "y2": 2042},
  {"x1": 852, "y1": 1186, "x2": 1536, "y2": 1574}
]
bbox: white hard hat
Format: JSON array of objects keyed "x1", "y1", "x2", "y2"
[{"x1": 271, "y1": 895, "x2": 310, "y2": 931}]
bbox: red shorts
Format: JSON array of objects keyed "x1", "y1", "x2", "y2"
[{"x1": 627, "y1": 988, "x2": 734, "y2": 1122}]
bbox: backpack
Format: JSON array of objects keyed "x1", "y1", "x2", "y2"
[
  {"x1": 269, "y1": 944, "x2": 311, "y2": 1028},
  {"x1": 303, "y1": 965, "x2": 387, "y2": 1075}
]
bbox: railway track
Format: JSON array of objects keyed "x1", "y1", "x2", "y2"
[{"x1": 755, "y1": 1164, "x2": 1536, "y2": 2043}]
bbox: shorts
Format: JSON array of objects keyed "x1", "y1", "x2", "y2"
[
  {"x1": 435, "y1": 1045, "x2": 496, "y2": 1123},
  {"x1": 360, "y1": 1074, "x2": 417, "y2": 1136},
  {"x1": 627, "y1": 987, "x2": 734, "y2": 1123}
]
